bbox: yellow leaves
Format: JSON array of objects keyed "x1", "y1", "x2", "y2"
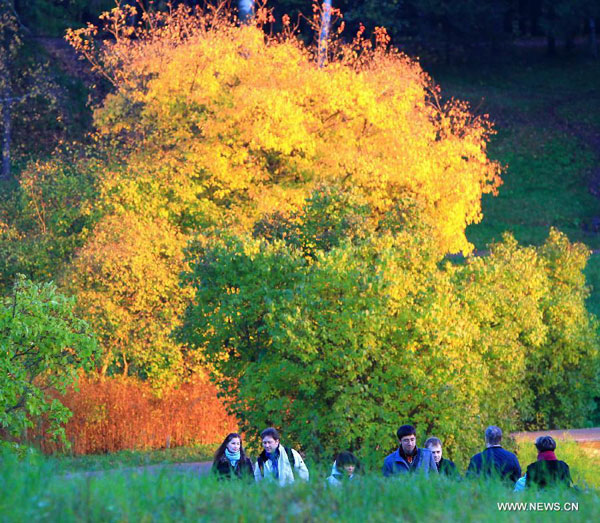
[{"x1": 78, "y1": 7, "x2": 502, "y2": 254}]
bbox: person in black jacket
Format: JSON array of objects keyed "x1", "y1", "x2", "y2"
[
  {"x1": 525, "y1": 436, "x2": 573, "y2": 489},
  {"x1": 467, "y1": 426, "x2": 521, "y2": 483},
  {"x1": 425, "y1": 437, "x2": 459, "y2": 478},
  {"x1": 211, "y1": 433, "x2": 254, "y2": 480}
]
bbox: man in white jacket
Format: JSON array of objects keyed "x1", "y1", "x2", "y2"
[{"x1": 254, "y1": 427, "x2": 309, "y2": 486}]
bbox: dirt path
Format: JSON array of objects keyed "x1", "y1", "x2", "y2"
[
  {"x1": 63, "y1": 461, "x2": 213, "y2": 479},
  {"x1": 512, "y1": 427, "x2": 600, "y2": 443}
]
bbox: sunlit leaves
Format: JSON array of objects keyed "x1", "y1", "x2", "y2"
[
  {"x1": 68, "y1": 2, "x2": 501, "y2": 253},
  {"x1": 0, "y1": 276, "x2": 97, "y2": 442},
  {"x1": 179, "y1": 208, "x2": 599, "y2": 462}
]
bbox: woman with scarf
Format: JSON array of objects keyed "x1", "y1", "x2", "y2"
[
  {"x1": 212, "y1": 433, "x2": 254, "y2": 480},
  {"x1": 524, "y1": 436, "x2": 573, "y2": 489}
]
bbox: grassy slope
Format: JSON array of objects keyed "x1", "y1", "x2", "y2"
[{"x1": 431, "y1": 57, "x2": 600, "y2": 315}]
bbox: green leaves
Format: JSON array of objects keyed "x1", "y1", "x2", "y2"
[
  {"x1": 0, "y1": 276, "x2": 98, "y2": 442},
  {"x1": 179, "y1": 191, "x2": 600, "y2": 463}
]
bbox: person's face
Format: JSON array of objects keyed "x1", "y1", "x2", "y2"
[
  {"x1": 226, "y1": 437, "x2": 241, "y2": 453},
  {"x1": 428, "y1": 444, "x2": 442, "y2": 464},
  {"x1": 262, "y1": 436, "x2": 279, "y2": 453},
  {"x1": 400, "y1": 434, "x2": 417, "y2": 454},
  {"x1": 343, "y1": 464, "x2": 355, "y2": 476}
]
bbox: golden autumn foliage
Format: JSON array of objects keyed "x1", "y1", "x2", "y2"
[
  {"x1": 61, "y1": 2, "x2": 502, "y2": 398},
  {"x1": 32, "y1": 373, "x2": 237, "y2": 454},
  {"x1": 67, "y1": 2, "x2": 501, "y2": 253},
  {"x1": 66, "y1": 211, "x2": 201, "y2": 388}
]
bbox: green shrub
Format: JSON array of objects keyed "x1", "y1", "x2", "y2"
[
  {"x1": 178, "y1": 190, "x2": 600, "y2": 465},
  {"x1": 0, "y1": 276, "x2": 98, "y2": 442}
]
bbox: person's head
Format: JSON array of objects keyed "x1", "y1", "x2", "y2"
[
  {"x1": 213, "y1": 433, "x2": 245, "y2": 464},
  {"x1": 534, "y1": 436, "x2": 557, "y2": 453},
  {"x1": 260, "y1": 427, "x2": 281, "y2": 454},
  {"x1": 335, "y1": 451, "x2": 360, "y2": 476},
  {"x1": 397, "y1": 425, "x2": 417, "y2": 454},
  {"x1": 484, "y1": 426, "x2": 503, "y2": 447},
  {"x1": 424, "y1": 437, "x2": 443, "y2": 464}
]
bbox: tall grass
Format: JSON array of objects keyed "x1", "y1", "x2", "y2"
[{"x1": 1, "y1": 440, "x2": 598, "y2": 522}]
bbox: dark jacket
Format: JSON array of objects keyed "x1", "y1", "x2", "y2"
[
  {"x1": 525, "y1": 460, "x2": 572, "y2": 489},
  {"x1": 467, "y1": 446, "x2": 521, "y2": 483},
  {"x1": 212, "y1": 455, "x2": 254, "y2": 480},
  {"x1": 438, "y1": 457, "x2": 459, "y2": 478},
  {"x1": 382, "y1": 447, "x2": 438, "y2": 476}
]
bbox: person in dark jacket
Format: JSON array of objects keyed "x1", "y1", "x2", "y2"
[
  {"x1": 424, "y1": 437, "x2": 459, "y2": 478},
  {"x1": 525, "y1": 436, "x2": 573, "y2": 489},
  {"x1": 467, "y1": 426, "x2": 521, "y2": 483},
  {"x1": 382, "y1": 424, "x2": 438, "y2": 476},
  {"x1": 211, "y1": 432, "x2": 254, "y2": 480}
]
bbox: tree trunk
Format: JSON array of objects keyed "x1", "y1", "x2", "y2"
[
  {"x1": 100, "y1": 349, "x2": 113, "y2": 376},
  {"x1": 1, "y1": 99, "x2": 11, "y2": 180},
  {"x1": 122, "y1": 353, "x2": 129, "y2": 376},
  {"x1": 591, "y1": 18, "x2": 598, "y2": 59}
]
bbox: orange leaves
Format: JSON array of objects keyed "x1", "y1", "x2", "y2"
[{"x1": 33, "y1": 374, "x2": 237, "y2": 454}]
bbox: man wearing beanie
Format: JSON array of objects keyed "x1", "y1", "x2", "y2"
[{"x1": 382, "y1": 424, "x2": 438, "y2": 476}]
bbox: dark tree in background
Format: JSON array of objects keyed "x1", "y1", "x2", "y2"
[
  {"x1": 0, "y1": 2, "x2": 59, "y2": 180},
  {"x1": 270, "y1": 0, "x2": 599, "y2": 62},
  {"x1": 12, "y1": 0, "x2": 114, "y2": 36},
  {"x1": 1, "y1": 1, "x2": 596, "y2": 61}
]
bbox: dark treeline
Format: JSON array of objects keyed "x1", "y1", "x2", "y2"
[
  {"x1": 8, "y1": 1, "x2": 599, "y2": 62},
  {"x1": 268, "y1": 0, "x2": 600, "y2": 62}
]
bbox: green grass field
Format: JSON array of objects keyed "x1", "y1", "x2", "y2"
[
  {"x1": 432, "y1": 58, "x2": 600, "y2": 250},
  {"x1": 1, "y1": 440, "x2": 598, "y2": 522},
  {"x1": 432, "y1": 58, "x2": 600, "y2": 315}
]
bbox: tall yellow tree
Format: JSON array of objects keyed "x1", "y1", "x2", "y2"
[{"x1": 64, "y1": 2, "x2": 502, "y2": 387}]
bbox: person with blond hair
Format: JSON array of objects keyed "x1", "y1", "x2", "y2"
[{"x1": 424, "y1": 437, "x2": 458, "y2": 477}]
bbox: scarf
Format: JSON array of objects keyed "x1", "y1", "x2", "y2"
[
  {"x1": 225, "y1": 448, "x2": 241, "y2": 467},
  {"x1": 266, "y1": 448, "x2": 280, "y2": 479},
  {"x1": 399, "y1": 446, "x2": 418, "y2": 465},
  {"x1": 537, "y1": 450, "x2": 557, "y2": 461}
]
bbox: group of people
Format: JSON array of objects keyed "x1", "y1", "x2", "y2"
[
  {"x1": 212, "y1": 427, "x2": 309, "y2": 485},
  {"x1": 211, "y1": 424, "x2": 574, "y2": 490}
]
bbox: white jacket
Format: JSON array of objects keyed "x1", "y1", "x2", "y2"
[
  {"x1": 326, "y1": 461, "x2": 355, "y2": 486},
  {"x1": 253, "y1": 446, "x2": 309, "y2": 486}
]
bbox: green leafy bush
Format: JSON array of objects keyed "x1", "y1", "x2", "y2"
[
  {"x1": 0, "y1": 276, "x2": 98, "y2": 442},
  {"x1": 178, "y1": 190, "x2": 600, "y2": 464}
]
